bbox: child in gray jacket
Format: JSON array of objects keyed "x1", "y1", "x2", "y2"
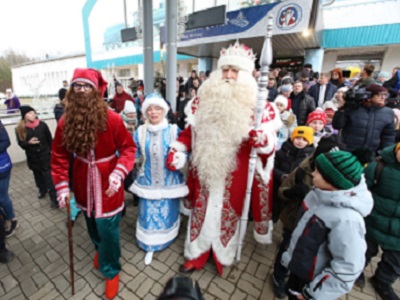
[{"x1": 282, "y1": 150, "x2": 373, "y2": 300}]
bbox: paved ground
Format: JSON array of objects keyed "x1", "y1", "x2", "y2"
[{"x1": 0, "y1": 162, "x2": 398, "y2": 299}]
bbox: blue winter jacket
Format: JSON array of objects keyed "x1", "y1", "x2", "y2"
[
  {"x1": 332, "y1": 105, "x2": 395, "y2": 153},
  {"x1": 0, "y1": 121, "x2": 12, "y2": 175},
  {"x1": 282, "y1": 178, "x2": 373, "y2": 300}
]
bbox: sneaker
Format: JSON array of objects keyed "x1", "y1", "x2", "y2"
[
  {"x1": 371, "y1": 275, "x2": 400, "y2": 300},
  {"x1": 51, "y1": 201, "x2": 59, "y2": 209},
  {"x1": 5, "y1": 220, "x2": 19, "y2": 238},
  {"x1": 0, "y1": 249, "x2": 15, "y2": 263},
  {"x1": 272, "y1": 275, "x2": 287, "y2": 299},
  {"x1": 355, "y1": 272, "x2": 365, "y2": 288}
]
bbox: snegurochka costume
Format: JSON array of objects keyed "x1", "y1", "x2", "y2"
[{"x1": 129, "y1": 94, "x2": 188, "y2": 264}]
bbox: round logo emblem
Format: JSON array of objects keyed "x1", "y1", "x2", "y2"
[{"x1": 276, "y1": 3, "x2": 302, "y2": 30}]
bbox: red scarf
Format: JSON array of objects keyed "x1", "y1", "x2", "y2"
[{"x1": 25, "y1": 119, "x2": 40, "y2": 129}]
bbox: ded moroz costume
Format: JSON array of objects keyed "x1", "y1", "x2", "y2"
[{"x1": 166, "y1": 41, "x2": 282, "y2": 275}]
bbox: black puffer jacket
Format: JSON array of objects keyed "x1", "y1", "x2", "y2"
[
  {"x1": 332, "y1": 105, "x2": 395, "y2": 153},
  {"x1": 16, "y1": 121, "x2": 53, "y2": 171},
  {"x1": 290, "y1": 92, "x2": 316, "y2": 125},
  {"x1": 274, "y1": 140, "x2": 315, "y2": 182}
]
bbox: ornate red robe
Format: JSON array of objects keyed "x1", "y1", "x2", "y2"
[
  {"x1": 172, "y1": 99, "x2": 282, "y2": 266},
  {"x1": 51, "y1": 110, "x2": 136, "y2": 218}
]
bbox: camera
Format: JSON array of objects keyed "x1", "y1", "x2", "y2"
[{"x1": 341, "y1": 85, "x2": 371, "y2": 111}]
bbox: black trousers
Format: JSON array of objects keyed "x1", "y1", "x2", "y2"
[
  {"x1": 365, "y1": 238, "x2": 400, "y2": 285},
  {"x1": 32, "y1": 169, "x2": 57, "y2": 202}
]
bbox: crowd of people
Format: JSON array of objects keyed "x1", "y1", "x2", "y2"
[{"x1": 1, "y1": 41, "x2": 400, "y2": 300}]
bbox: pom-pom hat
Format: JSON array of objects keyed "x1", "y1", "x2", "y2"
[
  {"x1": 217, "y1": 40, "x2": 256, "y2": 74},
  {"x1": 141, "y1": 93, "x2": 169, "y2": 118},
  {"x1": 307, "y1": 108, "x2": 327, "y2": 126},
  {"x1": 315, "y1": 150, "x2": 364, "y2": 190},
  {"x1": 71, "y1": 68, "x2": 108, "y2": 97}
]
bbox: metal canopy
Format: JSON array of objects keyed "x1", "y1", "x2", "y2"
[{"x1": 177, "y1": 31, "x2": 320, "y2": 60}]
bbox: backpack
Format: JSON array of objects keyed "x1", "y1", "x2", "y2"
[{"x1": 372, "y1": 156, "x2": 385, "y2": 189}]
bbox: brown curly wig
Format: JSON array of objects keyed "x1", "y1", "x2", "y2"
[{"x1": 62, "y1": 88, "x2": 108, "y2": 156}]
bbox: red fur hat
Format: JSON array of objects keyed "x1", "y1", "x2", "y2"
[
  {"x1": 71, "y1": 68, "x2": 108, "y2": 97},
  {"x1": 307, "y1": 108, "x2": 327, "y2": 126}
]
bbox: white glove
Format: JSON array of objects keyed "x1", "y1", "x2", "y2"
[
  {"x1": 171, "y1": 151, "x2": 187, "y2": 170},
  {"x1": 57, "y1": 188, "x2": 69, "y2": 209},
  {"x1": 108, "y1": 172, "x2": 122, "y2": 193}
]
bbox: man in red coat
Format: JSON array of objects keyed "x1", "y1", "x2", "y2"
[
  {"x1": 51, "y1": 68, "x2": 136, "y2": 299},
  {"x1": 166, "y1": 41, "x2": 282, "y2": 275},
  {"x1": 110, "y1": 84, "x2": 135, "y2": 113}
]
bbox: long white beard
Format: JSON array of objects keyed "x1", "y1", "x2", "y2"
[{"x1": 192, "y1": 70, "x2": 257, "y2": 188}]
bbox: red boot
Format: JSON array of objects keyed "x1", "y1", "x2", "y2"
[
  {"x1": 105, "y1": 275, "x2": 119, "y2": 299},
  {"x1": 93, "y1": 252, "x2": 99, "y2": 269}
]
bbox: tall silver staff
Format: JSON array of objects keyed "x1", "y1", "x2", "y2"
[{"x1": 236, "y1": 15, "x2": 274, "y2": 262}]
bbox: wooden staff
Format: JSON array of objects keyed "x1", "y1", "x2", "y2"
[
  {"x1": 66, "y1": 198, "x2": 75, "y2": 295},
  {"x1": 236, "y1": 15, "x2": 274, "y2": 263}
]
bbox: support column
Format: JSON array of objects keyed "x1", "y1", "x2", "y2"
[
  {"x1": 143, "y1": 0, "x2": 154, "y2": 95},
  {"x1": 166, "y1": 0, "x2": 178, "y2": 111},
  {"x1": 304, "y1": 49, "x2": 324, "y2": 73}
]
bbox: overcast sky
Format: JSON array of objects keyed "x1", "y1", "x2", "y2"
[{"x1": 0, "y1": 0, "x2": 86, "y2": 58}]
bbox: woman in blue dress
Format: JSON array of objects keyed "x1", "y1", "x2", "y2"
[{"x1": 130, "y1": 93, "x2": 188, "y2": 265}]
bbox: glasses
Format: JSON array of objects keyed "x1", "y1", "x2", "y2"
[{"x1": 72, "y1": 83, "x2": 93, "y2": 91}]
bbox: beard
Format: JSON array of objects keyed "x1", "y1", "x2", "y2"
[
  {"x1": 62, "y1": 90, "x2": 108, "y2": 156},
  {"x1": 192, "y1": 70, "x2": 258, "y2": 188}
]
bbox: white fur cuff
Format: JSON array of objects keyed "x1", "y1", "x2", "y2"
[{"x1": 253, "y1": 220, "x2": 273, "y2": 245}]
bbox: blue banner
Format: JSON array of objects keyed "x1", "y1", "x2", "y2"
[{"x1": 161, "y1": 3, "x2": 279, "y2": 44}]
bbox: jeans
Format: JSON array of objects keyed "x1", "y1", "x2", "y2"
[
  {"x1": 0, "y1": 170, "x2": 15, "y2": 220},
  {"x1": 365, "y1": 238, "x2": 400, "y2": 285},
  {"x1": 273, "y1": 229, "x2": 293, "y2": 283},
  {"x1": 0, "y1": 214, "x2": 5, "y2": 252},
  {"x1": 32, "y1": 169, "x2": 57, "y2": 203}
]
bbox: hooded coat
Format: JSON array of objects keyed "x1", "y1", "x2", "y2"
[
  {"x1": 282, "y1": 178, "x2": 373, "y2": 300},
  {"x1": 364, "y1": 144, "x2": 400, "y2": 251}
]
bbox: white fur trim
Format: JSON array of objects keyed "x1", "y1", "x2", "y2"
[
  {"x1": 136, "y1": 217, "x2": 180, "y2": 245},
  {"x1": 218, "y1": 55, "x2": 255, "y2": 74},
  {"x1": 147, "y1": 119, "x2": 168, "y2": 132},
  {"x1": 130, "y1": 183, "x2": 189, "y2": 200},
  {"x1": 142, "y1": 94, "x2": 169, "y2": 118},
  {"x1": 170, "y1": 141, "x2": 187, "y2": 152},
  {"x1": 256, "y1": 150, "x2": 275, "y2": 185},
  {"x1": 180, "y1": 199, "x2": 191, "y2": 216},
  {"x1": 253, "y1": 220, "x2": 273, "y2": 245}
]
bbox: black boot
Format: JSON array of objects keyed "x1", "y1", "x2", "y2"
[
  {"x1": 0, "y1": 249, "x2": 15, "y2": 263},
  {"x1": 272, "y1": 274, "x2": 287, "y2": 299},
  {"x1": 371, "y1": 276, "x2": 400, "y2": 300},
  {"x1": 355, "y1": 272, "x2": 365, "y2": 288}
]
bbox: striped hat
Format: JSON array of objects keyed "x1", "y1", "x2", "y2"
[{"x1": 315, "y1": 151, "x2": 364, "y2": 190}]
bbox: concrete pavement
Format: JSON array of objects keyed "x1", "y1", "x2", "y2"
[{"x1": 0, "y1": 162, "x2": 396, "y2": 299}]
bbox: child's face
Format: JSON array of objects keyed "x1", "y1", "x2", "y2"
[
  {"x1": 293, "y1": 137, "x2": 308, "y2": 149},
  {"x1": 312, "y1": 169, "x2": 337, "y2": 191},
  {"x1": 309, "y1": 120, "x2": 324, "y2": 132},
  {"x1": 276, "y1": 102, "x2": 285, "y2": 113}
]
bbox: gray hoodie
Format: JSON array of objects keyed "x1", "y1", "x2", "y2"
[{"x1": 282, "y1": 176, "x2": 373, "y2": 300}]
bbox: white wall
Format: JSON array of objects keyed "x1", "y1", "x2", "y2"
[
  {"x1": 12, "y1": 55, "x2": 86, "y2": 97},
  {"x1": 322, "y1": 51, "x2": 338, "y2": 72},
  {"x1": 381, "y1": 45, "x2": 400, "y2": 74}
]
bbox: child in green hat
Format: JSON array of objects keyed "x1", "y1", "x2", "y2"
[{"x1": 281, "y1": 149, "x2": 373, "y2": 300}]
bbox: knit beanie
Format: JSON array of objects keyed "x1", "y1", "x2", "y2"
[
  {"x1": 315, "y1": 151, "x2": 364, "y2": 190},
  {"x1": 307, "y1": 108, "x2": 327, "y2": 126},
  {"x1": 20, "y1": 105, "x2": 36, "y2": 119},
  {"x1": 123, "y1": 100, "x2": 136, "y2": 114},
  {"x1": 280, "y1": 84, "x2": 292, "y2": 93},
  {"x1": 274, "y1": 95, "x2": 288, "y2": 110},
  {"x1": 291, "y1": 126, "x2": 314, "y2": 145}
]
